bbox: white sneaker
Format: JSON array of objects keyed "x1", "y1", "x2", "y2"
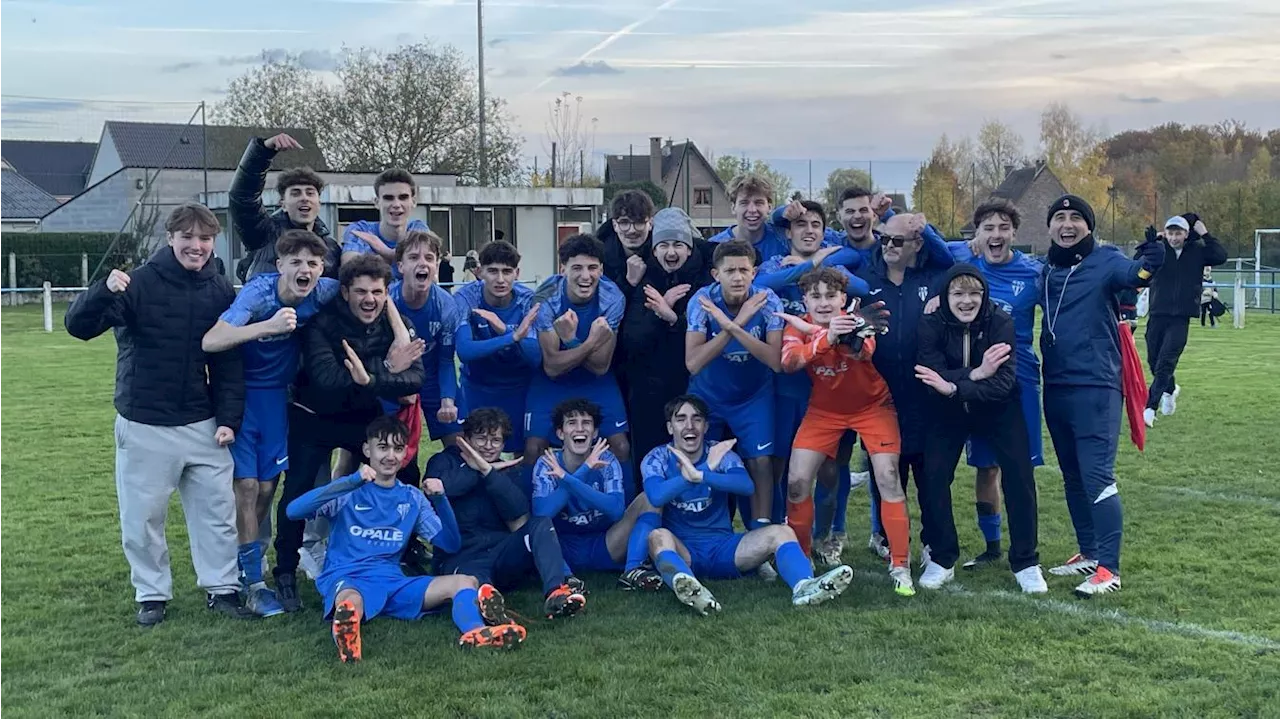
[
  {"x1": 889, "y1": 565, "x2": 916, "y2": 597},
  {"x1": 849, "y1": 470, "x2": 870, "y2": 490},
  {"x1": 1013, "y1": 565, "x2": 1049, "y2": 594},
  {"x1": 672, "y1": 573, "x2": 721, "y2": 615},
  {"x1": 298, "y1": 545, "x2": 325, "y2": 582},
  {"x1": 1073, "y1": 566, "x2": 1121, "y2": 598},
  {"x1": 1143, "y1": 408, "x2": 1156, "y2": 428},
  {"x1": 1160, "y1": 385, "x2": 1180, "y2": 416},
  {"x1": 918, "y1": 560, "x2": 955, "y2": 590},
  {"x1": 792, "y1": 565, "x2": 854, "y2": 607},
  {"x1": 919, "y1": 544, "x2": 932, "y2": 569}
]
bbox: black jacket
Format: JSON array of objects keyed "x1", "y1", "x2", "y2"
[
  {"x1": 621, "y1": 238, "x2": 714, "y2": 394},
  {"x1": 855, "y1": 244, "x2": 948, "y2": 455},
  {"x1": 230, "y1": 138, "x2": 339, "y2": 283},
  {"x1": 1141, "y1": 232, "x2": 1227, "y2": 318},
  {"x1": 66, "y1": 248, "x2": 245, "y2": 431},
  {"x1": 292, "y1": 301, "x2": 425, "y2": 418},
  {"x1": 917, "y1": 263, "x2": 1018, "y2": 410},
  {"x1": 426, "y1": 446, "x2": 529, "y2": 564}
]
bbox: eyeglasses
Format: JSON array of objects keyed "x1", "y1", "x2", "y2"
[
  {"x1": 614, "y1": 219, "x2": 650, "y2": 231},
  {"x1": 879, "y1": 234, "x2": 912, "y2": 247}
]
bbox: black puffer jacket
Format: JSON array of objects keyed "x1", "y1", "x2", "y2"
[
  {"x1": 621, "y1": 238, "x2": 714, "y2": 390},
  {"x1": 1141, "y1": 228, "x2": 1227, "y2": 318},
  {"x1": 230, "y1": 138, "x2": 339, "y2": 282},
  {"x1": 65, "y1": 248, "x2": 245, "y2": 430},
  {"x1": 292, "y1": 301, "x2": 425, "y2": 418},
  {"x1": 917, "y1": 263, "x2": 1018, "y2": 407}
]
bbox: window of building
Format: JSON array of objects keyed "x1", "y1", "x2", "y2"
[
  {"x1": 336, "y1": 206, "x2": 380, "y2": 240},
  {"x1": 694, "y1": 187, "x2": 712, "y2": 207}
]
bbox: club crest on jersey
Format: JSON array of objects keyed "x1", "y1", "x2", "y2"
[
  {"x1": 918, "y1": 286, "x2": 928, "y2": 302},
  {"x1": 428, "y1": 321, "x2": 441, "y2": 337},
  {"x1": 396, "y1": 503, "x2": 411, "y2": 521},
  {"x1": 1011, "y1": 280, "x2": 1025, "y2": 296}
]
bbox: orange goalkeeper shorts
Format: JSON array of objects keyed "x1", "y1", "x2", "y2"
[{"x1": 792, "y1": 403, "x2": 900, "y2": 459}]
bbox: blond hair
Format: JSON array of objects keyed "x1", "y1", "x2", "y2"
[
  {"x1": 948, "y1": 274, "x2": 984, "y2": 293},
  {"x1": 728, "y1": 173, "x2": 774, "y2": 204}
]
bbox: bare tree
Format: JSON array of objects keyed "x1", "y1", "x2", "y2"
[
  {"x1": 975, "y1": 119, "x2": 1026, "y2": 193},
  {"x1": 213, "y1": 40, "x2": 524, "y2": 185},
  {"x1": 542, "y1": 93, "x2": 599, "y2": 186}
]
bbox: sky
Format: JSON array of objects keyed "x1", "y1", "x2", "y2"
[{"x1": 3, "y1": 0, "x2": 1279, "y2": 194}]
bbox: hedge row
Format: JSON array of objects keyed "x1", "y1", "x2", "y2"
[{"x1": 1, "y1": 232, "x2": 122, "y2": 288}]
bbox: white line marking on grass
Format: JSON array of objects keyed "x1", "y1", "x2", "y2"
[
  {"x1": 1039, "y1": 465, "x2": 1280, "y2": 510},
  {"x1": 851, "y1": 570, "x2": 1280, "y2": 651}
]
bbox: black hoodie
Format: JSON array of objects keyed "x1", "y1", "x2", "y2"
[
  {"x1": 66, "y1": 247, "x2": 245, "y2": 430},
  {"x1": 620, "y1": 237, "x2": 715, "y2": 394},
  {"x1": 916, "y1": 263, "x2": 1018, "y2": 407}
]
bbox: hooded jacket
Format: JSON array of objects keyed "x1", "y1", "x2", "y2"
[
  {"x1": 293, "y1": 299, "x2": 425, "y2": 418},
  {"x1": 854, "y1": 242, "x2": 949, "y2": 455},
  {"x1": 1141, "y1": 231, "x2": 1227, "y2": 318},
  {"x1": 621, "y1": 237, "x2": 715, "y2": 394},
  {"x1": 917, "y1": 263, "x2": 1018, "y2": 408},
  {"x1": 230, "y1": 138, "x2": 339, "y2": 282},
  {"x1": 65, "y1": 247, "x2": 245, "y2": 430}
]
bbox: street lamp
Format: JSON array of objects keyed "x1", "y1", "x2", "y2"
[{"x1": 477, "y1": 0, "x2": 487, "y2": 186}]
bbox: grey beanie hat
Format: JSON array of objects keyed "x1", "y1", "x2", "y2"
[{"x1": 651, "y1": 207, "x2": 697, "y2": 248}]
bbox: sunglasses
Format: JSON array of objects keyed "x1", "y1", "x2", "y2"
[{"x1": 879, "y1": 234, "x2": 913, "y2": 247}]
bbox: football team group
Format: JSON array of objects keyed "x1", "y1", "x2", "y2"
[{"x1": 68, "y1": 133, "x2": 1225, "y2": 662}]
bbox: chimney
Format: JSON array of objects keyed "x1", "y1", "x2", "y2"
[
  {"x1": 649, "y1": 136, "x2": 663, "y2": 185},
  {"x1": 1003, "y1": 164, "x2": 1015, "y2": 179}
]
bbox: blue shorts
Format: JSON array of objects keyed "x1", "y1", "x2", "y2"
[
  {"x1": 525, "y1": 373, "x2": 628, "y2": 444},
  {"x1": 774, "y1": 392, "x2": 810, "y2": 459},
  {"x1": 230, "y1": 387, "x2": 289, "y2": 481},
  {"x1": 681, "y1": 532, "x2": 745, "y2": 579},
  {"x1": 559, "y1": 532, "x2": 621, "y2": 573},
  {"x1": 696, "y1": 385, "x2": 776, "y2": 459},
  {"x1": 966, "y1": 380, "x2": 1045, "y2": 468},
  {"x1": 462, "y1": 380, "x2": 527, "y2": 452},
  {"x1": 320, "y1": 570, "x2": 434, "y2": 621}
]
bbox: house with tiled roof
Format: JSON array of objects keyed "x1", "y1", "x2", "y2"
[
  {"x1": 1, "y1": 164, "x2": 61, "y2": 231},
  {"x1": 605, "y1": 137, "x2": 734, "y2": 234},
  {"x1": 960, "y1": 160, "x2": 1068, "y2": 254},
  {"x1": 1, "y1": 140, "x2": 97, "y2": 201}
]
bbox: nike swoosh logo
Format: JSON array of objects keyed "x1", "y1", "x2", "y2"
[
  {"x1": 615, "y1": 421, "x2": 626, "y2": 428},
  {"x1": 354, "y1": 504, "x2": 373, "y2": 511},
  {"x1": 869, "y1": 289, "x2": 882, "y2": 295},
  {"x1": 757, "y1": 443, "x2": 772, "y2": 451},
  {"x1": 275, "y1": 457, "x2": 288, "y2": 465}
]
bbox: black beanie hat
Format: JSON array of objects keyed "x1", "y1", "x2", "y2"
[{"x1": 1046, "y1": 194, "x2": 1095, "y2": 232}]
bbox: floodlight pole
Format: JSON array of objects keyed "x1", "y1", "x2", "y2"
[{"x1": 477, "y1": 0, "x2": 487, "y2": 186}]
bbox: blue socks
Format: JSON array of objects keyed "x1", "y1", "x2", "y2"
[
  {"x1": 452, "y1": 587, "x2": 485, "y2": 632},
  {"x1": 833, "y1": 464, "x2": 852, "y2": 534},
  {"x1": 238, "y1": 542, "x2": 263, "y2": 585},
  {"x1": 655, "y1": 549, "x2": 693, "y2": 589},
  {"x1": 977, "y1": 502, "x2": 1002, "y2": 543},
  {"x1": 626, "y1": 513, "x2": 661, "y2": 571},
  {"x1": 774, "y1": 540, "x2": 813, "y2": 589}
]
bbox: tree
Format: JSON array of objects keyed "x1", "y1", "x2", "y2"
[
  {"x1": 711, "y1": 154, "x2": 793, "y2": 202},
  {"x1": 974, "y1": 119, "x2": 1025, "y2": 195},
  {"x1": 912, "y1": 135, "x2": 968, "y2": 236},
  {"x1": 208, "y1": 53, "x2": 326, "y2": 129},
  {"x1": 1040, "y1": 103, "x2": 1114, "y2": 214},
  {"x1": 543, "y1": 93, "x2": 600, "y2": 187},
  {"x1": 213, "y1": 40, "x2": 524, "y2": 186}
]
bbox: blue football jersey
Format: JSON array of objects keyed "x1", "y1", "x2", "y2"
[
  {"x1": 531, "y1": 449, "x2": 625, "y2": 535},
  {"x1": 341, "y1": 219, "x2": 430, "y2": 280},
  {"x1": 707, "y1": 225, "x2": 791, "y2": 265},
  {"x1": 219, "y1": 273, "x2": 339, "y2": 389},
  {"x1": 532, "y1": 275, "x2": 625, "y2": 385},
  {"x1": 685, "y1": 283, "x2": 783, "y2": 405},
  {"x1": 452, "y1": 280, "x2": 539, "y2": 392},
  {"x1": 641, "y1": 444, "x2": 746, "y2": 538},
  {"x1": 317, "y1": 477, "x2": 444, "y2": 581},
  {"x1": 391, "y1": 280, "x2": 460, "y2": 395}
]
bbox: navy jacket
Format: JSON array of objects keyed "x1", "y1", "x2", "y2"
[
  {"x1": 1040, "y1": 244, "x2": 1153, "y2": 390},
  {"x1": 1142, "y1": 233, "x2": 1227, "y2": 318},
  {"x1": 427, "y1": 446, "x2": 529, "y2": 566},
  {"x1": 855, "y1": 245, "x2": 949, "y2": 455}
]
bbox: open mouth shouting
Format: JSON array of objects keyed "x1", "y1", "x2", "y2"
[
  {"x1": 567, "y1": 432, "x2": 591, "y2": 452},
  {"x1": 357, "y1": 297, "x2": 381, "y2": 321}
]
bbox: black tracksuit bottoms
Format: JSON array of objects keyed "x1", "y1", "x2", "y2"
[
  {"x1": 919, "y1": 397, "x2": 1039, "y2": 573},
  {"x1": 1145, "y1": 315, "x2": 1190, "y2": 410}
]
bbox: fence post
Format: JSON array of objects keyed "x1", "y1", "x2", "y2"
[
  {"x1": 82, "y1": 253, "x2": 90, "y2": 286},
  {"x1": 1233, "y1": 272, "x2": 1245, "y2": 329},
  {"x1": 43, "y1": 281, "x2": 53, "y2": 332},
  {"x1": 8, "y1": 252, "x2": 15, "y2": 307}
]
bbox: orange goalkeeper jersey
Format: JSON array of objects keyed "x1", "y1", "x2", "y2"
[{"x1": 781, "y1": 316, "x2": 892, "y2": 415}]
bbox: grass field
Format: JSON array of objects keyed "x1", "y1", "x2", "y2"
[{"x1": 3, "y1": 304, "x2": 1279, "y2": 718}]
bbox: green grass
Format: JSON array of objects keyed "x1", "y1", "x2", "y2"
[{"x1": 3, "y1": 304, "x2": 1279, "y2": 718}]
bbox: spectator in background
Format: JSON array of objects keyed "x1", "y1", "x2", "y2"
[
  {"x1": 464, "y1": 251, "x2": 480, "y2": 282},
  {"x1": 230, "y1": 133, "x2": 339, "y2": 282},
  {"x1": 438, "y1": 244, "x2": 456, "y2": 289},
  {"x1": 1140, "y1": 214, "x2": 1228, "y2": 427},
  {"x1": 1200, "y1": 266, "x2": 1219, "y2": 328}
]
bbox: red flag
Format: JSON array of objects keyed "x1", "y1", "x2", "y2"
[
  {"x1": 395, "y1": 397, "x2": 425, "y2": 468},
  {"x1": 1118, "y1": 321, "x2": 1146, "y2": 451}
]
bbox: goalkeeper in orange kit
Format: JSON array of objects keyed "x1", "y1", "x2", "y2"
[{"x1": 776, "y1": 267, "x2": 916, "y2": 597}]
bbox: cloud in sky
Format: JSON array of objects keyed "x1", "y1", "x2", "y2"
[{"x1": 1, "y1": 0, "x2": 1277, "y2": 165}]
